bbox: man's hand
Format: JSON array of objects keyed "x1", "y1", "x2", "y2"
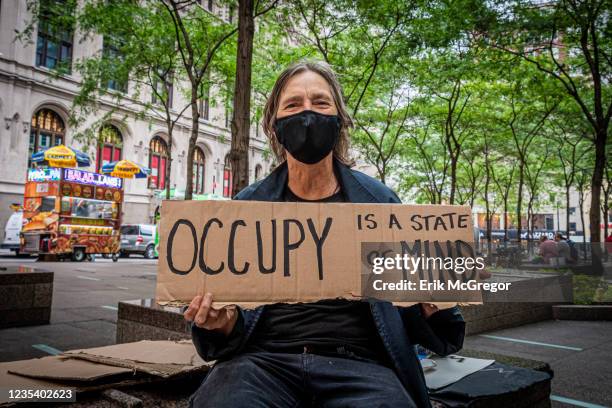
[
  {"x1": 184, "y1": 293, "x2": 238, "y2": 337},
  {"x1": 420, "y1": 303, "x2": 439, "y2": 319}
]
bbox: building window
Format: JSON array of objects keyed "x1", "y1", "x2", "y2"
[
  {"x1": 148, "y1": 136, "x2": 168, "y2": 190},
  {"x1": 569, "y1": 207, "x2": 576, "y2": 215},
  {"x1": 199, "y1": 82, "x2": 210, "y2": 120},
  {"x1": 223, "y1": 154, "x2": 232, "y2": 197},
  {"x1": 96, "y1": 124, "x2": 122, "y2": 172},
  {"x1": 545, "y1": 216, "x2": 554, "y2": 231},
  {"x1": 29, "y1": 108, "x2": 65, "y2": 166},
  {"x1": 569, "y1": 222, "x2": 577, "y2": 232},
  {"x1": 193, "y1": 147, "x2": 206, "y2": 195},
  {"x1": 103, "y1": 37, "x2": 128, "y2": 93},
  {"x1": 254, "y1": 164, "x2": 262, "y2": 181},
  {"x1": 229, "y1": 4, "x2": 234, "y2": 23},
  {"x1": 199, "y1": 98, "x2": 210, "y2": 121},
  {"x1": 36, "y1": 0, "x2": 74, "y2": 71},
  {"x1": 152, "y1": 70, "x2": 173, "y2": 108},
  {"x1": 206, "y1": 0, "x2": 213, "y2": 12}
]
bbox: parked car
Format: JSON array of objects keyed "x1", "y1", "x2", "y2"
[
  {"x1": 120, "y1": 224, "x2": 157, "y2": 259},
  {"x1": 1, "y1": 208, "x2": 23, "y2": 255}
]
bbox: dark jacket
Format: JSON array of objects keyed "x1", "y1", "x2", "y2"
[{"x1": 192, "y1": 159, "x2": 466, "y2": 408}]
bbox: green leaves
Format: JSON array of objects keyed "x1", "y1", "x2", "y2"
[{"x1": 17, "y1": 0, "x2": 607, "y2": 230}]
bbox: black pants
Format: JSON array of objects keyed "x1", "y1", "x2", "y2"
[{"x1": 189, "y1": 351, "x2": 416, "y2": 408}]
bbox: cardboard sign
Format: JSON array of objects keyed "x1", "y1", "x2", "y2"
[{"x1": 156, "y1": 201, "x2": 476, "y2": 305}]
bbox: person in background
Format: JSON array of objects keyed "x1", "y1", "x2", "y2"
[
  {"x1": 538, "y1": 235, "x2": 559, "y2": 265},
  {"x1": 605, "y1": 233, "x2": 612, "y2": 261},
  {"x1": 555, "y1": 233, "x2": 572, "y2": 263}
]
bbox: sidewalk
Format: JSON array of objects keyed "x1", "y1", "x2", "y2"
[{"x1": 464, "y1": 319, "x2": 612, "y2": 408}]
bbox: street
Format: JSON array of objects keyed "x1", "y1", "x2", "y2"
[
  {"x1": 465, "y1": 320, "x2": 612, "y2": 408},
  {"x1": 0, "y1": 254, "x2": 157, "y2": 362}
]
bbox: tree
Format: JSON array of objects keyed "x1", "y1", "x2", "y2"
[
  {"x1": 549, "y1": 108, "x2": 590, "y2": 235},
  {"x1": 351, "y1": 75, "x2": 411, "y2": 184},
  {"x1": 229, "y1": 0, "x2": 279, "y2": 196},
  {"x1": 524, "y1": 145, "x2": 552, "y2": 239},
  {"x1": 482, "y1": 0, "x2": 611, "y2": 242},
  {"x1": 229, "y1": 0, "x2": 255, "y2": 196},
  {"x1": 398, "y1": 119, "x2": 450, "y2": 204},
  {"x1": 491, "y1": 157, "x2": 517, "y2": 241},
  {"x1": 497, "y1": 77, "x2": 557, "y2": 242},
  {"x1": 160, "y1": 0, "x2": 239, "y2": 200}
]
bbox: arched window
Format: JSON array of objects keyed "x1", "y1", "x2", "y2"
[
  {"x1": 148, "y1": 136, "x2": 168, "y2": 190},
  {"x1": 254, "y1": 164, "x2": 262, "y2": 181},
  {"x1": 223, "y1": 154, "x2": 232, "y2": 198},
  {"x1": 29, "y1": 108, "x2": 65, "y2": 166},
  {"x1": 96, "y1": 124, "x2": 122, "y2": 172},
  {"x1": 193, "y1": 147, "x2": 206, "y2": 195}
]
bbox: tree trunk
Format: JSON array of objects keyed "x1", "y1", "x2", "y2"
[
  {"x1": 449, "y1": 155, "x2": 457, "y2": 205},
  {"x1": 503, "y1": 196, "x2": 508, "y2": 242},
  {"x1": 603, "y1": 186, "x2": 610, "y2": 239},
  {"x1": 589, "y1": 128, "x2": 606, "y2": 242},
  {"x1": 579, "y1": 191, "x2": 586, "y2": 260},
  {"x1": 565, "y1": 185, "x2": 571, "y2": 236},
  {"x1": 230, "y1": 0, "x2": 255, "y2": 197},
  {"x1": 484, "y1": 174, "x2": 492, "y2": 256},
  {"x1": 165, "y1": 121, "x2": 173, "y2": 200},
  {"x1": 516, "y1": 163, "x2": 524, "y2": 243},
  {"x1": 185, "y1": 97, "x2": 200, "y2": 200}
]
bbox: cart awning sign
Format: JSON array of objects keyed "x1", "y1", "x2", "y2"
[
  {"x1": 63, "y1": 168, "x2": 122, "y2": 189},
  {"x1": 27, "y1": 168, "x2": 61, "y2": 182}
]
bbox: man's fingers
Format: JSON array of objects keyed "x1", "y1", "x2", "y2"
[
  {"x1": 202, "y1": 307, "x2": 230, "y2": 330},
  {"x1": 183, "y1": 295, "x2": 203, "y2": 322},
  {"x1": 194, "y1": 293, "x2": 213, "y2": 327},
  {"x1": 420, "y1": 303, "x2": 439, "y2": 319}
]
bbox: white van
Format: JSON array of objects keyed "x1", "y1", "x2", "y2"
[{"x1": 2, "y1": 210, "x2": 23, "y2": 255}]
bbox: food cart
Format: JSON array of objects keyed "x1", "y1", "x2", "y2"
[{"x1": 20, "y1": 167, "x2": 123, "y2": 261}]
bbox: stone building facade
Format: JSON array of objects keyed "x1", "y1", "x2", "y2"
[{"x1": 0, "y1": 1, "x2": 273, "y2": 230}]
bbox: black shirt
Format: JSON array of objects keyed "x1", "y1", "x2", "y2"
[
  {"x1": 283, "y1": 185, "x2": 345, "y2": 202},
  {"x1": 244, "y1": 181, "x2": 389, "y2": 365}
]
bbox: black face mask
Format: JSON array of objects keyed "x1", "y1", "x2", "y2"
[{"x1": 274, "y1": 110, "x2": 341, "y2": 164}]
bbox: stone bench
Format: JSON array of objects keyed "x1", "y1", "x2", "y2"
[
  {"x1": 117, "y1": 299, "x2": 190, "y2": 343},
  {"x1": 0, "y1": 265, "x2": 53, "y2": 328},
  {"x1": 552, "y1": 304, "x2": 612, "y2": 320}
]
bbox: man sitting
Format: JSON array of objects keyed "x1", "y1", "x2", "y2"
[{"x1": 185, "y1": 60, "x2": 465, "y2": 408}]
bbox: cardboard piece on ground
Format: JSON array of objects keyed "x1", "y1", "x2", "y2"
[
  {"x1": 0, "y1": 361, "x2": 64, "y2": 405},
  {"x1": 7, "y1": 355, "x2": 132, "y2": 382},
  {"x1": 63, "y1": 340, "x2": 211, "y2": 378},
  {"x1": 0, "y1": 360, "x2": 161, "y2": 407},
  {"x1": 156, "y1": 200, "x2": 479, "y2": 306},
  {"x1": 424, "y1": 355, "x2": 494, "y2": 390}
]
